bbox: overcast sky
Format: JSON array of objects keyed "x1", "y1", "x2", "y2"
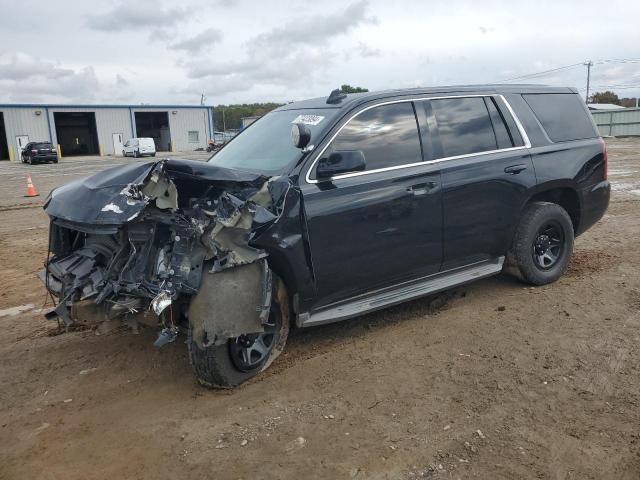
[{"x1": 0, "y1": 0, "x2": 639, "y2": 105}]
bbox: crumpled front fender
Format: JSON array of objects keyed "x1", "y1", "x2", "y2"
[{"x1": 188, "y1": 260, "x2": 272, "y2": 348}]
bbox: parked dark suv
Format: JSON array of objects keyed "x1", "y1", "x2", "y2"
[
  {"x1": 22, "y1": 142, "x2": 58, "y2": 164},
  {"x1": 41, "y1": 85, "x2": 609, "y2": 388}
]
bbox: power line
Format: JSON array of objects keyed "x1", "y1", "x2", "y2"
[
  {"x1": 595, "y1": 58, "x2": 640, "y2": 64},
  {"x1": 494, "y1": 58, "x2": 640, "y2": 84},
  {"x1": 494, "y1": 63, "x2": 583, "y2": 83}
]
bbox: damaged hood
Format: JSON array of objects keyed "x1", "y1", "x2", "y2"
[{"x1": 43, "y1": 159, "x2": 268, "y2": 225}]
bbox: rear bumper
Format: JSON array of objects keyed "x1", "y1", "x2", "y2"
[
  {"x1": 33, "y1": 154, "x2": 57, "y2": 162},
  {"x1": 577, "y1": 180, "x2": 610, "y2": 236}
]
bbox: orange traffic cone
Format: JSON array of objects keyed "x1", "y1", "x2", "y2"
[{"x1": 25, "y1": 174, "x2": 39, "y2": 197}]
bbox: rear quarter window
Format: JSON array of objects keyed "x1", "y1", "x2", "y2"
[{"x1": 522, "y1": 93, "x2": 597, "y2": 142}]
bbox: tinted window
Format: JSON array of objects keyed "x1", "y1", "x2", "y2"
[
  {"x1": 210, "y1": 109, "x2": 334, "y2": 174},
  {"x1": 495, "y1": 96, "x2": 524, "y2": 147},
  {"x1": 523, "y1": 93, "x2": 597, "y2": 142},
  {"x1": 484, "y1": 98, "x2": 513, "y2": 149},
  {"x1": 34, "y1": 142, "x2": 52, "y2": 148},
  {"x1": 431, "y1": 97, "x2": 497, "y2": 158},
  {"x1": 323, "y1": 102, "x2": 422, "y2": 173}
]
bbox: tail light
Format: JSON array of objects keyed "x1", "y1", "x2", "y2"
[{"x1": 600, "y1": 137, "x2": 608, "y2": 180}]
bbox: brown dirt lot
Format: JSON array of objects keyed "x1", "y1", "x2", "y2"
[{"x1": 0, "y1": 139, "x2": 639, "y2": 480}]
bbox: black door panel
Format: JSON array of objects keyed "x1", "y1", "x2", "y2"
[
  {"x1": 303, "y1": 166, "x2": 442, "y2": 307},
  {"x1": 301, "y1": 101, "x2": 443, "y2": 308},
  {"x1": 439, "y1": 150, "x2": 535, "y2": 269},
  {"x1": 421, "y1": 96, "x2": 536, "y2": 270}
]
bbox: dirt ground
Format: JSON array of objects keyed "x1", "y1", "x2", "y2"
[{"x1": 0, "y1": 139, "x2": 639, "y2": 480}]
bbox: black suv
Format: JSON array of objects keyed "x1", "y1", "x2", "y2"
[
  {"x1": 22, "y1": 142, "x2": 58, "y2": 164},
  {"x1": 41, "y1": 85, "x2": 609, "y2": 388}
]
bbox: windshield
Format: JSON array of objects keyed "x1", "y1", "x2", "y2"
[{"x1": 208, "y1": 109, "x2": 334, "y2": 174}]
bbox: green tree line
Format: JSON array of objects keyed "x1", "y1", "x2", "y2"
[
  {"x1": 213, "y1": 103, "x2": 283, "y2": 131},
  {"x1": 212, "y1": 86, "x2": 368, "y2": 131}
]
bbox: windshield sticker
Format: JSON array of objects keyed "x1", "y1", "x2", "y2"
[{"x1": 292, "y1": 114, "x2": 325, "y2": 126}]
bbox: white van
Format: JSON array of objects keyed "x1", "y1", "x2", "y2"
[{"x1": 123, "y1": 138, "x2": 156, "y2": 158}]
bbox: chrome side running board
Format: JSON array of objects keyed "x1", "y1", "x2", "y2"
[{"x1": 299, "y1": 257, "x2": 504, "y2": 328}]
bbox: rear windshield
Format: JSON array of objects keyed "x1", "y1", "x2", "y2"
[
  {"x1": 34, "y1": 143, "x2": 53, "y2": 148},
  {"x1": 522, "y1": 93, "x2": 597, "y2": 142},
  {"x1": 208, "y1": 109, "x2": 335, "y2": 174}
]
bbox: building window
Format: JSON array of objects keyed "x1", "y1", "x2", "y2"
[{"x1": 188, "y1": 131, "x2": 199, "y2": 142}]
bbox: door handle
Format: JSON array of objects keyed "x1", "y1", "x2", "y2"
[
  {"x1": 504, "y1": 164, "x2": 528, "y2": 175},
  {"x1": 407, "y1": 181, "x2": 438, "y2": 196}
]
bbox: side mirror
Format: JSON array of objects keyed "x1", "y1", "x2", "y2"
[
  {"x1": 291, "y1": 123, "x2": 311, "y2": 149},
  {"x1": 316, "y1": 150, "x2": 366, "y2": 179}
]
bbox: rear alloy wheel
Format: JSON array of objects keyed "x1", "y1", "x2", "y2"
[
  {"x1": 187, "y1": 278, "x2": 290, "y2": 388},
  {"x1": 510, "y1": 202, "x2": 574, "y2": 285},
  {"x1": 532, "y1": 221, "x2": 564, "y2": 270}
]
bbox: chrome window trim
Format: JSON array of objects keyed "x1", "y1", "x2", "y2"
[{"x1": 304, "y1": 94, "x2": 532, "y2": 184}]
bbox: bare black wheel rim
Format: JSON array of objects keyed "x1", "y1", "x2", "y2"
[
  {"x1": 229, "y1": 310, "x2": 278, "y2": 372},
  {"x1": 532, "y1": 220, "x2": 564, "y2": 270}
]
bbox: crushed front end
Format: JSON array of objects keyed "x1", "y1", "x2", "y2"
[{"x1": 40, "y1": 158, "x2": 299, "y2": 348}]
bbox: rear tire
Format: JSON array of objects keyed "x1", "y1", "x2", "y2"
[
  {"x1": 510, "y1": 202, "x2": 574, "y2": 285},
  {"x1": 187, "y1": 278, "x2": 290, "y2": 388}
]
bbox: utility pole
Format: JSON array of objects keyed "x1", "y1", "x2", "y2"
[{"x1": 584, "y1": 60, "x2": 593, "y2": 103}]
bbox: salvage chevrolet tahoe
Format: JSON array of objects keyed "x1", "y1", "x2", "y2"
[{"x1": 41, "y1": 85, "x2": 610, "y2": 388}]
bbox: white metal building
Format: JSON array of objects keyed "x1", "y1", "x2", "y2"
[{"x1": 0, "y1": 104, "x2": 215, "y2": 161}]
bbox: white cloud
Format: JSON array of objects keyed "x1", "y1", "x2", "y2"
[
  {"x1": 0, "y1": 53, "x2": 100, "y2": 103},
  {"x1": 168, "y1": 28, "x2": 223, "y2": 54},
  {"x1": 0, "y1": 0, "x2": 639, "y2": 104},
  {"x1": 85, "y1": 1, "x2": 188, "y2": 32},
  {"x1": 180, "y1": 0, "x2": 378, "y2": 96}
]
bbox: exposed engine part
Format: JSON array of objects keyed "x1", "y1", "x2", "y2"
[
  {"x1": 154, "y1": 326, "x2": 179, "y2": 347},
  {"x1": 41, "y1": 159, "x2": 297, "y2": 348},
  {"x1": 151, "y1": 291, "x2": 172, "y2": 315}
]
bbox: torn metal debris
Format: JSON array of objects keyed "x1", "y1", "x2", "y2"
[{"x1": 40, "y1": 158, "x2": 308, "y2": 349}]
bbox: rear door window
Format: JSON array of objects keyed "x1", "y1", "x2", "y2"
[
  {"x1": 430, "y1": 97, "x2": 497, "y2": 158},
  {"x1": 321, "y1": 102, "x2": 422, "y2": 174},
  {"x1": 522, "y1": 93, "x2": 597, "y2": 142}
]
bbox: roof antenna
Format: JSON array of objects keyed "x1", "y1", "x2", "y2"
[{"x1": 326, "y1": 88, "x2": 347, "y2": 104}]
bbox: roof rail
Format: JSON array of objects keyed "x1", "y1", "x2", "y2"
[{"x1": 326, "y1": 89, "x2": 347, "y2": 104}]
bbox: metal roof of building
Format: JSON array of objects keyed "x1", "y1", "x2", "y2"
[{"x1": 587, "y1": 103, "x2": 626, "y2": 110}]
